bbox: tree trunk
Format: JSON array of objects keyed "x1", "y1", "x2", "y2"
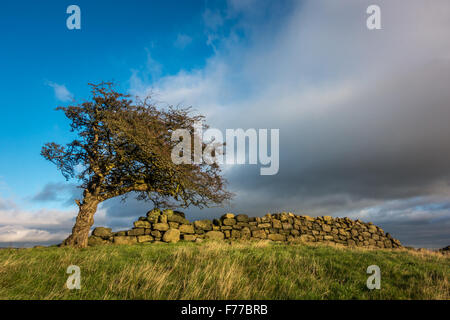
[{"x1": 62, "y1": 195, "x2": 99, "y2": 248}]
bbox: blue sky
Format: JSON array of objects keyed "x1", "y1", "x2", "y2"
[
  {"x1": 0, "y1": 0, "x2": 217, "y2": 200},
  {"x1": 0, "y1": 0, "x2": 282, "y2": 244},
  {"x1": 0, "y1": 0, "x2": 291, "y2": 203},
  {"x1": 0, "y1": 0, "x2": 449, "y2": 248}
]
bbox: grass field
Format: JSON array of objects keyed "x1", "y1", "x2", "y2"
[{"x1": 0, "y1": 241, "x2": 448, "y2": 300}]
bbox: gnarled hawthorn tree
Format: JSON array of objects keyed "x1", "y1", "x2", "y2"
[{"x1": 42, "y1": 82, "x2": 232, "y2": 248}]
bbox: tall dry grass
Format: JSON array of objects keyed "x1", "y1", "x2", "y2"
[{"x1": 0, "y1": 241, "x2": 448, "y2": 299}]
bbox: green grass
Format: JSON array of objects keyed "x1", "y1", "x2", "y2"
[{"x1": 0, "y1": 241, "x2": 448, "y2": 299}]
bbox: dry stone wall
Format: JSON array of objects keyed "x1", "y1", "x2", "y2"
[{"x1": 88, "y1": 209, "x2": 402, "y2": 249}]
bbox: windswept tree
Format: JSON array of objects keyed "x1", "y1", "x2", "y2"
[{"x1": 42, "y1": 82, "x2": 232, "y2": 248}]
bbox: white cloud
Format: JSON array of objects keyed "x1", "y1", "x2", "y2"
[
  {"x1": 0, "y1": 194, "x2": 75, "y2": 245},
  {"x1": 0, "y1": 190, "x2": 116, "y2": 245},
  {"x1": 202, "y1": 9, "x2": 224, "y2": 31},
  {"x1": 345, "y1": 196, "x2": 450, "y2": 224},
  {"x1": 46, "y1": 81, "x2": 73, "y2": 102},
  {"x1": 0, "y1": 225, "x2": 69, "y2": 243},
  {"x1": 174, "y1": 34, "x2": 192, "y2": 49},
  {"x1": 0, "y1": 200, "x2": 76, "y2": 228}
]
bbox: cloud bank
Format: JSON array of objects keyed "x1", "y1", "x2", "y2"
[{"x1": 125, "y1": 0, "x2": 450, "y2": 248}]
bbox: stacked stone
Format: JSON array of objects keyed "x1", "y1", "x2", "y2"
[
  {"x1": 88, "y1": 210, "x2": 402, "y2": 249},
  {"x1": 439, "y1": 245, "x2": 450, "y2": 255}
]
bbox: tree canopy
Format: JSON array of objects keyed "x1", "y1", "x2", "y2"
[{"x1": 42, "y1": 82, "x2": 232, "y2": 247}]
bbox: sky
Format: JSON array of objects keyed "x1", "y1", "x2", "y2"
[{"x1": 0, "y1": 0, "x2": 449, "y2": 248}]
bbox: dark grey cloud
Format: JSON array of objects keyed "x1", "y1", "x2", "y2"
[
  {"x1": 97, "y1": 195, "x2": 153, "y2": 231},
  {"x1": 127, "y1": 0, "x2": 450, "y2": 248},
  {"x1": 31, "y1": 182, "x2": 82, "y2": 207},
  {"x1": 345, "y1": 197, "x2": 450, "y2": 248}
]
